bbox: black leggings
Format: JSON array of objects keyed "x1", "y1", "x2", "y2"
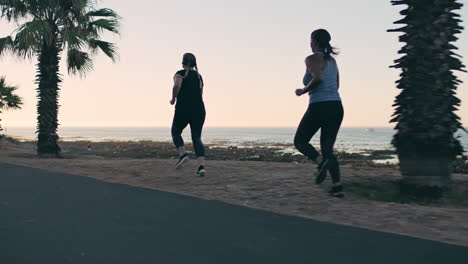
[
  {"x1": 294, "y1": 101, "x2": 344, "y2": 183},
  {"x1": 171, "y1": 107, "x2": 206, "y2": 157}
]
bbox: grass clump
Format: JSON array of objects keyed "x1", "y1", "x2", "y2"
[{"x1": 346, "y1": 179, "x2": 468, "y2": 208}]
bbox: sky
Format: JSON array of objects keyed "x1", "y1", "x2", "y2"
[{"x1": 1, "y1": 0, "x2": 467, "y2": 128}]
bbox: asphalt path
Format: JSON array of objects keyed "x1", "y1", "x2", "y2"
[{"x1": 1, "y1": 162, "x2": 467, "y2": 264}]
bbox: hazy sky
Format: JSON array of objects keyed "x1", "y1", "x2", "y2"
[{"x1": 1, "y1": 0, "x2": 467, "y2": 127}]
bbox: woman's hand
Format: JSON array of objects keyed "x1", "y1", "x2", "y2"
[
  {"x1": 295, "y1": 88, "x2": 305, "y2": 96},
  {"x1": 170, "y1": 98, "x2": 176, "y2": 105}
]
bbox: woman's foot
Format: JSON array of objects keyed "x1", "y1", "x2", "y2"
[
  {"x1": 197, "y1": 165, "x2": 206, "y2": 177},
  {"x1": 175, "y1": 153, "x2": 189, "y2": 169},
  {"x1": 328, "y1": 185, "x2": 344, "y2": 198}
]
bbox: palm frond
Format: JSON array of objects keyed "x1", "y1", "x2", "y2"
[
  {"x1": 67, "y1": 48, "x2": 93, "y2": 75},
  {"x1": 15, "y1": 19, "x2": 54, "y2": 58},
  {"x1": 88, "y1": 18, "x2": 120, "y2": 35},
  {"x1": 0, "y1": 36, "x2": 14, "y2": 56},
  {"x1": 60, "y1": 26, "x2": 86, "y2": 49},
  {"x1": 0, "y1": 76, "x2": 22, "y2": 110},
  {"x1": 70, "y1": 0, "x2": 88, "y2": 10},
  {"x1": 58, "y1": 0, "x2": 89, "y2": 26},
  {"x1": 0, "y1": 0, "x2": 28, "y2": 21},
  {"x1": 88, "y1": 39, "x2": 118, "y2": 61},
  {"x1": 2, "y1": 94, "x2": 22, "y2": 109},
  {"x1": 87, "y1": 8, "x2": 120, "y2": 18}
]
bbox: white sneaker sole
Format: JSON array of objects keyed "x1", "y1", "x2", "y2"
[
  {"x1": 175, "y1": 156, "x2": 190, "y2": 169},
  {"x1": 197, "y1": 169, "x2": 206, "y2": 177}
]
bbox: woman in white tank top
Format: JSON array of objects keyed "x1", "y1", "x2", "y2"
[{"x1": 294, "y1": 29, "x2": 345, "y2": 198}]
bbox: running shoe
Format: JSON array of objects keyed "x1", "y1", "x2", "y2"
[
  {"x1": 175, "y1": 153, "x2": 189, "y2": 169},
  {"x1": 328, "y1": 185, "x2": 344, "y2": 198},
  {"x1": 197, "y1": 165, "x2": 206, "y2": 177}
]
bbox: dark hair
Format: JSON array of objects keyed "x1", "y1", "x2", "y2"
[
  {"x1": 182, "y1": 53, "x2": 197, "y2": 68},
  {"x1": 311, "y1": 29, "x2": 338, "y2": 60},
  {"x1": 182, "y1": 53, "x2": 201, "y2": 83}
]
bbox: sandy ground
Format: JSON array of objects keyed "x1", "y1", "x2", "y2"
[{"x1": 1, "y1": 141, "x2": 468, "y2": 246}]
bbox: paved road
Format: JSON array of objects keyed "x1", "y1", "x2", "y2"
[{"x1": 1, "y1": 162, "x2": 467, "y2": 264}]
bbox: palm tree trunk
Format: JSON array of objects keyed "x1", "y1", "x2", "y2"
[
  {"x1": 36, "y1": 38, "x2": 62, "y2": 155},
  {"x1": 399, "y1": 156, "x2": 452, "y2": 187},
  {"x1": 389, "y1": 0, "x2": 465, "y2": 189},
  {"x1": 0, "y1": 108, "x2": 3, "y2": 146},
  {"x1": 0, "y1": 107, "x2": 3, "y2": 134}
]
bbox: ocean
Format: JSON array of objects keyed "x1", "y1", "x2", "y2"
[{"x1": 4, "y1": 126, "x2": 468, "y2": 154}]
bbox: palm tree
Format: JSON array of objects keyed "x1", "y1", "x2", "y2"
[
  {"x1": 0, "y1": 76, "x2": 23, "y2": 136},
  {"x1": 389, "y1": 0, "x2": 465, "y2": 188},
  {"x1": 0, "y1": 0, "x2": 120, "y2": 155}
]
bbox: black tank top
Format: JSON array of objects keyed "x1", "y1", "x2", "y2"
[{"x1": 175, "y1": 70, "x2": 204, "y2": 110}]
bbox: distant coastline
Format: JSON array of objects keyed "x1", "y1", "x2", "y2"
[{"x1": 4, "y1": 126, "x2": 467, "y2": 151}]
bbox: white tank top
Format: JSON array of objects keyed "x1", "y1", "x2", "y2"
[{"x1": 304, "y1": 52, "x2": 341, "y2": 104}]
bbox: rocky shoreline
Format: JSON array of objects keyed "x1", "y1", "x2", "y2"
[{"x1": 5, "y1": 137, "x2": 466, "y2": 173}]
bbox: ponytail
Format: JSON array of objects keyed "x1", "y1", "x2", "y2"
[
  {"x1": 195, "y1": 65, "x2": 203, "y2": 88},
  {"x1": 323, "y1": 42, "x2": 339, "y2": 60},
  {"x1": 194, "y1": 65, "x2": 199, "y2": 78}
]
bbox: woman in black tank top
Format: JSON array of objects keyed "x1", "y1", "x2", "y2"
[{"x1": 170, "y1": 53, "x2": 206, "y2": 177}]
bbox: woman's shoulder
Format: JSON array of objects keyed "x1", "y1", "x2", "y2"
[
  {"x1": 305, "y1": 53, "x2": 325, "y2": 65},
  {"x1": 306, "y1": 53, "x2": 321, "y2": 59},
  {"x1": 175, "y1": 69, "x2": 185, "y2": 76},
  {"x1": 175, "y1": 70, "x2": 203, "y2": 80}
]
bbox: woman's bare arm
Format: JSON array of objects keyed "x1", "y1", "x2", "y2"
[
  {"x1": 337, "y1": 66, "x2": 340, "y2": 90},
  {"x1": 170, "y1": 74, "x2": 183, "y2": 105},
  {"x1": 199, "y1": 74, "x2": 204, "y2": 96},
  {"x1": 296, "y1": 54, "x2": 325, "y2": 96}
]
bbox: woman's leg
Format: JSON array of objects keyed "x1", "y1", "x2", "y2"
[
  {"x1": 189, "y1": 108, "x2": 206, "y2": 165},
  {"x1": 171, "y1": 110, "x2": 189, "y2": 156},
  {"x1": 294, "y1": 104, "x2": 322, "y2": 162},
  {"x1": 189, "y1": 108, "x2": 206, "y2": 176},
  {"x1": 319, "y1": 102, "x2": 344, "y2": 184}
]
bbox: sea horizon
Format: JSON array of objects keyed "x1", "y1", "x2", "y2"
[
  {"x1": 4, "y1": 126, "x2": 468, "y2": 155},
  {"x1": 3, "y1": 125, "x2": 396, "y2": 130}
]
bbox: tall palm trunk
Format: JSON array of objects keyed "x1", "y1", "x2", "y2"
[
  {"x1": 36, "y1": 36, "x2": 62, "y2": 155},
  {"x1": 389, "y1": 0, "x2": 465, "y2": 188},
  {"x1": 0, "y1": 107, "x2": 3, "y2": 134}
]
